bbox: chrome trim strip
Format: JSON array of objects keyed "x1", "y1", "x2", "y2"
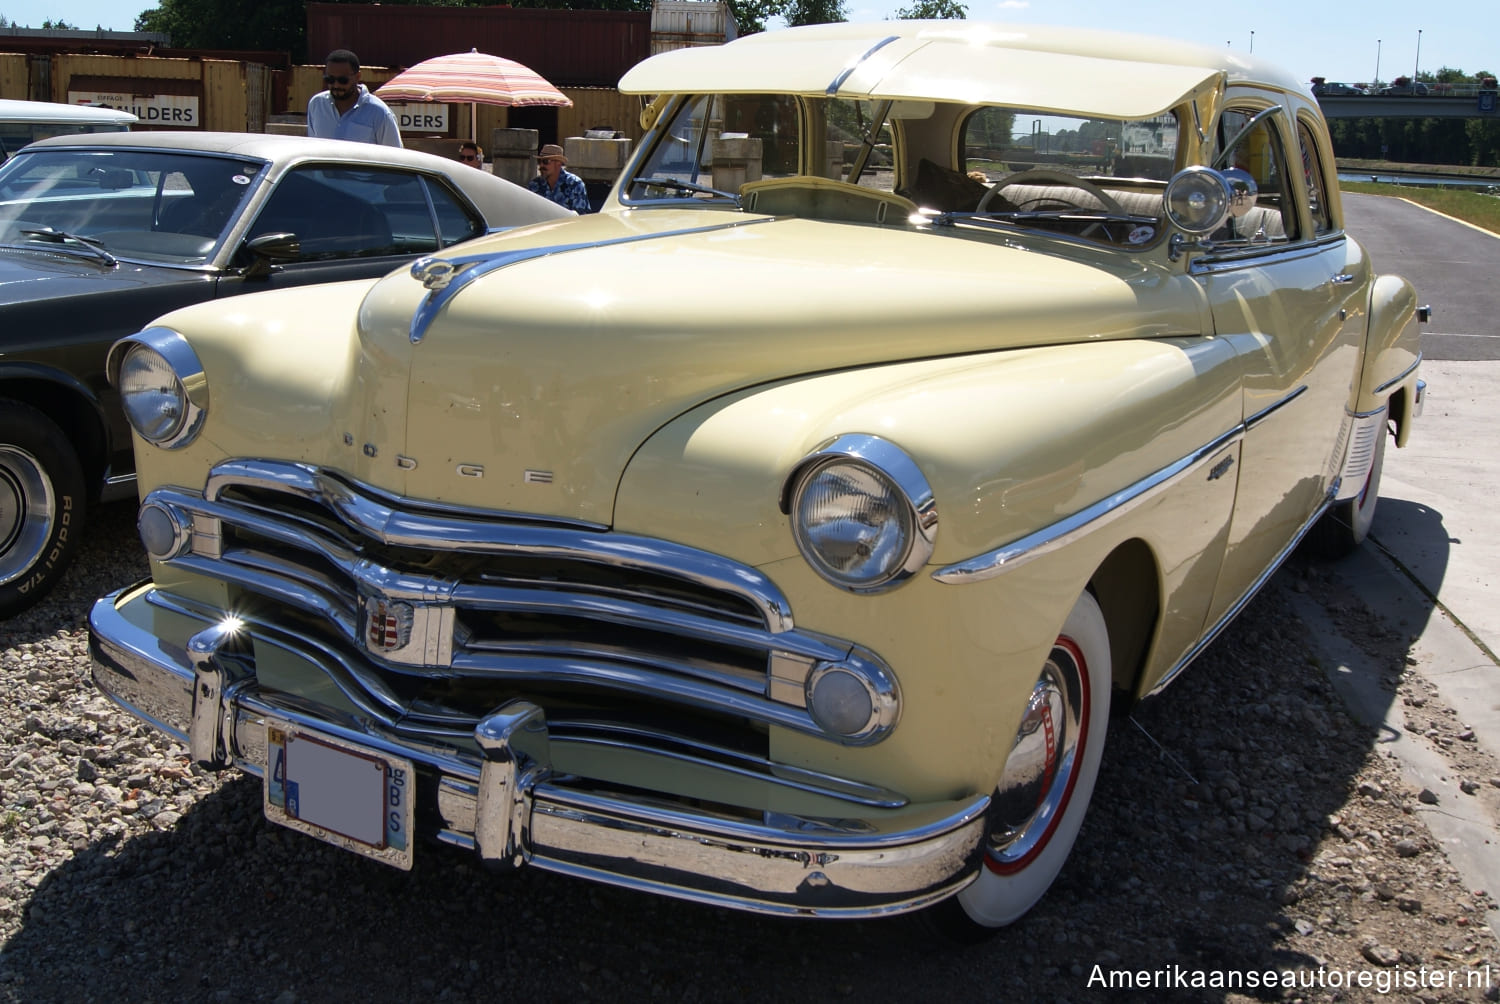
[
  {"x1": 932, "y1": 427, "x2": 1242, "y2": 585},
  {"x1": 406, "y1": 218, "x2": 775, "y2": 343},
  {"x1": 89, "y1": 588, "x2": 987, "y2": 918},
  {"x1": 1244, "y1": 384, "x2": 1307, "y2": 431},
  {"x1": 196, "y1": 462, "x2": 794, "y2": 632},
  {"x1": 1333, "y1": 407, "x2": 1387, "y2": 502},
  {"x1": 826, "y1": 35, "x2": 901, "y2": 95},
  {"x1": 1373, "y1": 355, "x2": 1422, "y2": 398},
  {"x1": 1145, "y1": 486, "x2": 1333, "y2": 697},
  {"x1": 1189, "y1": 241, "x2": 1331, "y2": 274}
]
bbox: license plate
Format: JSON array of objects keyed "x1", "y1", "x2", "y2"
[{"x1": 263, "y1": 721, "x2": 414, "y2": 870}]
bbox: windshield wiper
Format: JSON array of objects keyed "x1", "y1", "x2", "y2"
[
  {"x1": 626, "y1": 176, "x2": 741, "y2": 206},
  {"x1": 19, "y1": 226, "x2": 118, "y2": 267}
]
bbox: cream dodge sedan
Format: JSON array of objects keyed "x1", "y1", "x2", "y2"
[{"x1": 89, "y1": 21, "x2": 1424, "y2": 935}]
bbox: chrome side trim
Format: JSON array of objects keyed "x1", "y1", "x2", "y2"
[
  {"x1": 198, "y1": 461, "x2": 794, "y2": 632},
  {"x1": 1145, "y1": 486, "x2": 1333, "y2": 698},
  {"x1": 89, "y1": 588, "x2": 987, "y2": 918},
  {"x1": 1244, "y1": 385, "x2": 1307, "y2": 431},
  {"x1": 932, "y1": 427, "x2": 1242, "y2": 585},
  {"x1": 1189, "y1": 241, "x2": 1333, "y2": 274},
  {"x1": 1373, "y1": 355, "x2": 1422, "y2": 398},
  {"x1": 1332, "y1": 406, "x2": 1387, "y2": 502},
  {"x1": 826, "y1": 35, "x2": 901, "y2": 95},
  {"x1": 406, "y1": 217, "x2": 776, "y2": 343}
]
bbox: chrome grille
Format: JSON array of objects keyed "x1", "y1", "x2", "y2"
[{"x1": 142, "y1": 459, "x2": 897, "y2": 746}]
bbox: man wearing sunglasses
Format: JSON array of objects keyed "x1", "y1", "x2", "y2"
[
  {"x1": 307, "y1": 48, "x2": 402, "y2": 148},
  {"x1": 458, "y1": 142, "x2": 485, "y2": 169}
]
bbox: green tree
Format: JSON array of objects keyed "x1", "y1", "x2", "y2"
[
  {"x1": 893, "y1": 0, "x2": 966, "y2": 17},
  {"x1": 40, "y1": 17, "x2": 78, "y2": 28},
  {"x1": 781, "y1": 0, "x2": 846, "y2": 27}
]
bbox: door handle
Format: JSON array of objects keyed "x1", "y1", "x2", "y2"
[{"x1": 1331, "y1": 273, "x2": 1355, "y2": 285}]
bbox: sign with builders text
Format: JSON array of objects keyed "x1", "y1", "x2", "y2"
[
  {"x1": 388, "y1": 103, "x2": 449, "y2": 133},
  {"x1": 68, "y1": 91, "x2": 200, "y2": 127}
]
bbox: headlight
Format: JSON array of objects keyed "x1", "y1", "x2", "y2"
[
  {"x1": 108, "y1": 327, "x2": 208, "y2": 449},
  {"x1": 787, "y1": 435, "x2": 936, "y2": 593}
]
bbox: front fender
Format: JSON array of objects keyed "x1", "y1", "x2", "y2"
[{"x1": 614, "y1": 338, "x2": 1245, "y2": 798}]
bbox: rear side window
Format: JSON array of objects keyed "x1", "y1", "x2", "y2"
[
  {"x1": 1296, "y1": 119, "x2": 1335, "y2": 236},
  {"x1": 247, "y1": 166, "x2": 480, "y2": 260}
]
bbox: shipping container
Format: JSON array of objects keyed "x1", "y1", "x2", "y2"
[
  {"x1": 650, "y1": 0, "x2": 737, "y2": 55},
  {"x1": 306, "y1": 4, "x2": 650, "y2": 89}
]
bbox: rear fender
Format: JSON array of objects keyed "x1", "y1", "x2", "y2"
[{"x1": 1361, "y1": 274, "x2": 1421, "y2": 446}]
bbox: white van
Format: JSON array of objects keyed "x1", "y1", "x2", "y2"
[{"x1": 0, "y1": 99, "x2": 137, "y2": 163}]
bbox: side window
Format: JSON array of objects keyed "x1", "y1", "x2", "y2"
[
  {"x1": 422, "y1": 177, "x2": 485, "y2": 247},
  {"x1": 1213, "y1": 109, "x2": 1299, "y2": 244},
  {"x1": 1295, "y1": 119, "x2": 1335, "y2": 236},
  {"x1": 247, "y1": 166, "x2": 398, "y2": 261}
]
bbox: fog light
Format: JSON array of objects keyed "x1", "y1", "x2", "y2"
[
  {"x1": 807, "y1": 665, "x2": 875, "y2": 737},
  {"x1": 138, "y1": 501, "x2": 190, "y2": 560}
]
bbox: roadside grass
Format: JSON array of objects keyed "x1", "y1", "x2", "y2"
[{"x1": 1340, "y1": 181, "x2": 1500, "y2": 236}]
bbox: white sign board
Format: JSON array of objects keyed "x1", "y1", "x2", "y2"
[
  {"x1": 67, "y1": 91, "x2": 199, "y2": 127},
  {"x1": 388, "y1": 103, "x2": 449, "y2": 133}
]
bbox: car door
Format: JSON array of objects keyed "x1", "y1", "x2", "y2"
[
  {"x1": 1196, "y1": 103, "x2": 1368, "y2": 627},
  {"x1": 217, "y1": 164, "x2": 487, "y2": 294}
]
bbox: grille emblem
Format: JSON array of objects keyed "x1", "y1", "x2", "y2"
[{"x1": 364, "y1": 596, "x2": 414, "y2": 653}]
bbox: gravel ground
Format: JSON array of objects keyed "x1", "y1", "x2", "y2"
[{"x1": 1, "y1": 499, "x2": 1497, "y2": 1003}]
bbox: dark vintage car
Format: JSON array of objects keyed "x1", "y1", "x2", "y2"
[{"x1": 0, "y1": 131, "x2": 574, "y2": 616}]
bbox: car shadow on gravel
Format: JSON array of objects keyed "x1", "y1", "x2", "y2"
[{"x1": 3, "y1": 502, "x2": 1489, "y2": 1004}]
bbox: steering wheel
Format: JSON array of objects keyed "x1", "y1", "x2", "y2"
[{"x1": 977, "y1": 168, "x2": 1126, "y2": 215}]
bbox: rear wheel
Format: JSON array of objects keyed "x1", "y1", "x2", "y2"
[
  {"x1": 0, "y1": 401, "x2": 87, "y2": 618},
  {"x1": 928, "y1": 590, "x2": 1111, "y2": 940},
  {"x1": 1309, "y1": 415, "x2": 1388, "y2": 558}
]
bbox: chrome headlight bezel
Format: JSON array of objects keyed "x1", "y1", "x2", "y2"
[
  {"x1": 785, "y1": 435, "x2": 937, "y2": 594},
  {"x1": 107, "y1": 326, "x2": 209, "y2": 450}
]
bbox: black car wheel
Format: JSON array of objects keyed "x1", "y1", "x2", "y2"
[{"x1": 0, "y1": 401, "x2": 87, "y2": 618}]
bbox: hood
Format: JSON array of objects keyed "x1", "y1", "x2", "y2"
[
  {"x1": 315, "y1": 209, "x2": 1201, "y2": 526},
  {"x1": 0, "y1": 247, "x2": 185, "y2": 301}
]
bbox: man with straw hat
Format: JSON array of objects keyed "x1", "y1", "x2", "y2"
[{"x1": 528, "y1": 143, "x2": 591, "y2": 213}]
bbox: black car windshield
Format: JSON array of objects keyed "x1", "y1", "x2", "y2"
[{"x1": 0, "y1": 148, "x2": 267, "y2": 265}]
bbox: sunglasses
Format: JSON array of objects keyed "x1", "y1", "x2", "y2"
[
  {"x1": 323, "y1": 74, "x2": 352, "y2": 85},
  {"x1": 459, "y1": 154, "x2": 478, "y2": 162}
]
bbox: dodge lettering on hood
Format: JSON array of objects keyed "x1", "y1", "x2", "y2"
[{"x1": 88, "y1": 20, "x2": 1424, "y2": 934}]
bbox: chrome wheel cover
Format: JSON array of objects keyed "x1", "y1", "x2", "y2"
[
  {"x1": 0, "y1": 445, "x2": 55, "y2": 587},
  {"x1": 986, "y1": 638, "x2": 1089, "y2": 871}
]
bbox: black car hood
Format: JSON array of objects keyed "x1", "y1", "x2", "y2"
[{"x1": 0, "y1": 245, "x2": 203, "y2": 301}]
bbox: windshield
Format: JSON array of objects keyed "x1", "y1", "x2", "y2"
[
  {"x1": 623, "y1": 94, "x2": 1180, "y2": 247},
  {"x1": 0, "y1": 148, "x2": 267, "y2": 265}
]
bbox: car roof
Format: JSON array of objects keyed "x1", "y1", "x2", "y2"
[
  {"x1": 0, "y1": 98, "x2": 138, "y2": 125},
  {"x1": 18, "y1": 130, "x2": 574, "y2": 227},
  {"x1": 619, "y1": 19, "x2": 1309, "y2": 119}
]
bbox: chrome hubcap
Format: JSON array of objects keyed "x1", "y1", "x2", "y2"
[
  {"x1": 987, "y1": 639, "x2": 1087, "y2": 870},
  {"x1": 0, "y1": 446, "x2": 55, "y2": 587}
]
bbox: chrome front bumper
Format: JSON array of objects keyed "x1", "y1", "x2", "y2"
[{"x1": 89, "y1": 583, "x2": 989, "y2": 919}]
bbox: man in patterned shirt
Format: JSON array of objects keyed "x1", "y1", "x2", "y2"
[{"x1": 527, "y1": 144, "x2": 590, "y2": 213}]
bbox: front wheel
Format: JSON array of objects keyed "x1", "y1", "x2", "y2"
[
  {"x1": 0, "y1": 401, "x2": 87, "y2": 618},
  {"x1": 928, "y1": 590, "x2": 1111, "y2": 939}
]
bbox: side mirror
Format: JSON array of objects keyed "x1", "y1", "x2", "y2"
[{"x1": 240, "y1": 231, "x2": 299, "y2": 278}]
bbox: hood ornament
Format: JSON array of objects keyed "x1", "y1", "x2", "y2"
[{"x1": 410, "y1": 256, "x2": 466, "y2": 290}]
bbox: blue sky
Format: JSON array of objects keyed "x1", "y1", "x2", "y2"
[{"x1": 2, "y1": 0, "x2": 1491, "y2": 87}]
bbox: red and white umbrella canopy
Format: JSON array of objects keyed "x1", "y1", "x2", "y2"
[{"x1": 377, "y1": 49, "x2": 573, "y2": 109}]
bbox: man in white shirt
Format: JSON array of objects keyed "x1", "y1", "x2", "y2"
[{"x1": 306, "y1": 49, "x2": 402, "y2": 148}]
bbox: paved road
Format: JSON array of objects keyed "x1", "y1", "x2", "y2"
[
  {"x1": 1305, "y1": 190, "x2": 1500, "y2": 905},
  {"x1": 1343, "y1": 191, "x2": 1500, "y2": 360}
]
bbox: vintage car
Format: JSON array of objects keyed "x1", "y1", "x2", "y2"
[
  {"x1": 0, "y1": 132, "x2": 573, "y2": 616},
  {"x1": 0, "y1": 98, "x2": 136, "y2": 164},
  {"x1": 89, "y1": 21, "x2": 1425, "y2": 935}
]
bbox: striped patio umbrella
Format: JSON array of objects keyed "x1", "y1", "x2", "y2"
[{"x1": 376, "y1": 49, "x2": 573, "y2": 141}]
